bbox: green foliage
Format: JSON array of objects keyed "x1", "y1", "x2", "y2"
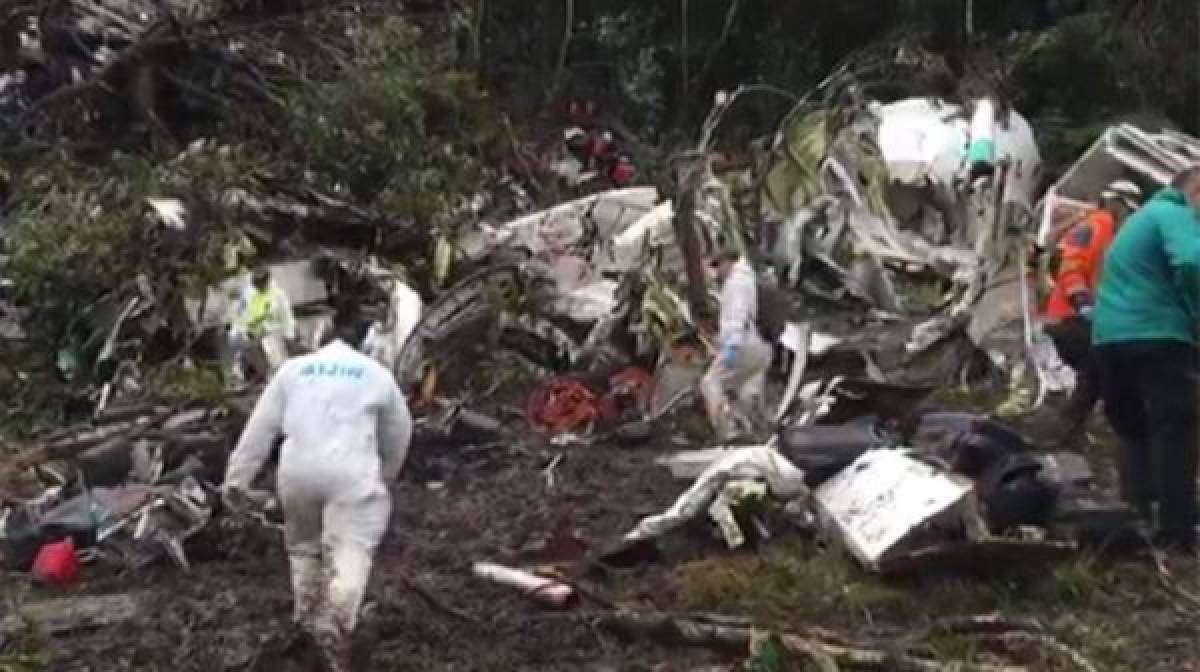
[
  {"x1": 272, "y1": 17, "x2": 496, "y2": 222},
  {"x1": 1007, "y1": 5, "x2": 1198, "y2": 173},
  {"x1": 0, "y1": 652, "x2": 48, "y2": 672},
  {"x1": 141, "y1": 360, "x2": 228, "y2": 405},
  {"x1": 6, "y1": 143, "x2": 261, "y2": 346},
  {"x1": 1, "y1": 12, "x2": 502, "y2": 431},
  {"x1": 0, "y1": 341, "x2": 71, "y2": 437}
]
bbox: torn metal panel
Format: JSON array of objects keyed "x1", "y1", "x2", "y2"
[
  {"x1": 814, "y1": 449, "x2": 981, "y2": 571},
  {"x1": 465, "y1": 187, "x2": 659, "y2": 262},
  {"x1": 395, "y1": 264, "x2": 523, "y2": 385},
  {"x1": 1037, "y1": 124, "x2": 1200, "y2": 247},
  {"x1": 774, "y1": 322, "x2": 832, "y2": 424},
  {"x1": 496, "y1": 312, "x2": 582, "y2": 366},
  {"x1": 96, "y1": 476, "x2": 214, "y2": 571}
]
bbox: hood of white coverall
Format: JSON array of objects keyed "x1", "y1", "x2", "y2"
[{"x1": 717, "y1": 258, "x2": 759, "y2": 348}]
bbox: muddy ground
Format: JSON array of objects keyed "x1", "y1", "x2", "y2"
[{"x1": 3, "y1": 394, "x2": 1198, "y2": 672}]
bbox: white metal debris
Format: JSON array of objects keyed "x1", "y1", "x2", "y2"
[
  {"x1": 625, "y1": 445, "x2": 807, "y2": 544},
  {"x1": 814, "y1": 449, "x2": 980, "y2": 571}
]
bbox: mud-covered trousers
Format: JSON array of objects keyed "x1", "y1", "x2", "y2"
[
  {"x1": 700, "y1": 334, "x2": 773, "y2": 439},
  {"x1": 1095, "y1": 339, "x2": 1199, "y2": 550},
  {"x1": 280, "y1": 470, "x2": 392, "y2": 651},
  {"x1": 1043, "y1": 317, "x2": 1100, "y2": 435}
]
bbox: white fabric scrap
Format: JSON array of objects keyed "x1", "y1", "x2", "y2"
[{"x1": 623, "y1": 446, "x2": 808, "y2": 543}]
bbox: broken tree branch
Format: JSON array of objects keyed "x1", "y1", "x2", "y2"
[
  {"x1": 0, "y1": 404, "x2": 182, "y2": 489},
  {"x1": 671, "y1": 158, "x2": 711, "y2": 320},
  {"x1": 983, "y1": 633, "x2": 1099, "y2": 672},
  {"x1": 7, "y1": 21, "x2": 177, "y2": 141},
  {"x1": 691, "y1": 0, "x2": 740, "y2": 105},
  {"x1": 601, "y1": 609, "x2": 1027, "y2": 672},
  {"x1": 550, "y1": 0, "x2": 575, "y2": 100},
  {"x1": 1, "y1": 593, "x2": 144, "y2": 639},
  {"x1": 898, "y1": 613, "x2": 1045, "y2": 643},
  {"x1": 680, "y1": 0, "x2": 690, "y2": 108},
  {"x1": 399, "y1": 571, "x2": 487, "y2": 628},
  {"x1": 1151, "y1": 548, "x2": 1200, "y2": 613}
]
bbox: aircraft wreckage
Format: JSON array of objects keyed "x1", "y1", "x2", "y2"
[{"x1": 395, "y1": 94, "x2": 1073, "y2": 423}]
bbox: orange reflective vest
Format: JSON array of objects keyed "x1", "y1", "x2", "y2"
[{"x1": 1045, "y1": 209, "x2": 1117, "y2": 320}]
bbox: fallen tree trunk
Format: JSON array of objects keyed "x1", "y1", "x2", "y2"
[
  {"x1": 0, "y1": 391, "x2": 254, "y2": 496},
  {"x1": 601, "y1": 608, "x2": 1028, "y2": 672},
  {"x1": 0, "y1": 593, "x2": 143, "y2": 640},
  {"x1": 671, "y1": 161, "x2": 711, "y2": 321}
]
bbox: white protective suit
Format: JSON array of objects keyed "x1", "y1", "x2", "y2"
[
  {"x1": 226, "y1": 278, "x2": 296, "y2": 383},
  {"x1": 700, "y1": 258, "x2": 772, "y2": 438},
  {"x1": 223, "y1": 339, "x2": 412, "y2": 656}
]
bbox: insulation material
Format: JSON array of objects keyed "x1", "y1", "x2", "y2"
[
  {"x1": 814, "y1": 450, "x2": 980, "y2": 571},
  {"x1": 624, "y1": 446, "x2": 807, "y2": 543}
]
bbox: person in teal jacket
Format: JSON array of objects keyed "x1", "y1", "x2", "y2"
[{"x1": 1092, "y1": 167, "x2": 1200, "y2": 552}]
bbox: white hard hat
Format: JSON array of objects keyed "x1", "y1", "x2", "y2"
[{"x1": 1101, "y1": 179, "x2": 1142, "y2": 210}]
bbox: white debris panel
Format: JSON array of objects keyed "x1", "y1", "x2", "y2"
[
  {"x1": 814, "y1": 449, "x2": 983, "y2": 571},
  {"x1": 624, "y1": 445, "x2": 808, "y2": 545}
]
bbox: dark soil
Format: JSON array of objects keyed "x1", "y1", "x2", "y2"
[
  {"x1": 3, "y1": 389, "x2": 1196, "y2": 671},
  {"x1": 1, "y1": 410, "x2": 728, "y2": 672}
]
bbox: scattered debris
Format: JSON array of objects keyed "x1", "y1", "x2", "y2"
[
  {"x1": 623, "y1": 444, "x2": 808, "y2": 549},
  {"x1": 2, "y1": 28, "x2": 1194, "y2": 668}
]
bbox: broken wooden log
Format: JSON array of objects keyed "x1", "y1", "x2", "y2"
[
  {"x1": 0, "y1": 396, "x2": 248, "y2": 495},
  {"x1": 0, "y1": 593, "x2": 143, "y2": 639},
  {"x1": 601, "y1": 609, "x2": 1028, "y2": 672},
  {"x1": 471, "y1": 561, "x2": 577, "y2": 609},
  {"x1": 670, "y1": 158, "x2": 712, "y2": 321},
  {"x1": 982, "y1": 632, "x2": 1100, "y2": 672}
]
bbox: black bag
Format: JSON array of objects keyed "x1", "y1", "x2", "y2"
[{"x1": 977, "y1": 453, "x2": 1059, "y2": 533}]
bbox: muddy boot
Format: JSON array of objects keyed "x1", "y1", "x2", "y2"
[{"x1": 316, "y1": 632, "x2": 352, "y2": 672}]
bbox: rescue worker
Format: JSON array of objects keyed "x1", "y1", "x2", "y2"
[
  {"x1": 1043, "y1": 179, "x2": 1143, "y2": 437},
  {"x1": 227, "y1": 267, "x2": 296, "y2": 384},
  {"x1": 222, "y1": 307, "x2": 413, "y2": 668},
  {"x1": 700, "y1": 247, "x2": 773, "y2": 439},
  {"x1": 1092, "y1": 166, "x2": 1200, "y2": 552}
]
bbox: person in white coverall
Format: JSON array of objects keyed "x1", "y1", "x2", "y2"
[
  {"x1": 700, "y1": 249, "x2": 772, "y2": 439},
  {"x1": 226, "y1": 267, "x2": 296, "y2": 384},
  {"x1": 222, "y1": 309, "x2": 412, "y2": 669}
]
